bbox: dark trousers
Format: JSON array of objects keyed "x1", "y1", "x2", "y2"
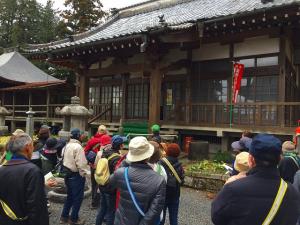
[
  {"x1": 96, "y1": 192, "x2": 115, "y2": 225},
  {"x1": 91, "y1": 167, "x2": 100, "y2": 207},
  {"x1": 61, "y1": 174, "x2": 85, "y2": 222},
  {"x1": 160, "y1": 199, "x2": 180, "y2": 225}
]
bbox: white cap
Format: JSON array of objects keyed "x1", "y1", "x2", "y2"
[
  {"x1": 98, "y1": 125, "x2": 107, "y2": 134},
  {"x1": 12, "y1": 129, "x2": 25, "y2": 136},
  {"x1": 127, "y1": 136, "x2": 154, "y2": 162}
]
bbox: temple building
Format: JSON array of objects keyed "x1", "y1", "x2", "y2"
[
  {"x1": 24, "y1": 0, "x2": 300, "y2": 151},
  {"x1": 0, "y1": 51, "x2": 73, "y2": 131}
]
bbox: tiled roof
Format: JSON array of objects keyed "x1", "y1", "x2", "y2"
[
  {"x1": 0, "y1": 51, "x2": 60, "y2": 83},
  {"x1": 26, "y1": 0, "x2": 300, "y2": 52},
  {"x1": 0, "y1": 81, "x2": 66, "y2": 91}
]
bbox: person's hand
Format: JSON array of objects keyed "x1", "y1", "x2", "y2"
[{"x1": 46, "y1": 178, "x2": 58, "y2": 187}]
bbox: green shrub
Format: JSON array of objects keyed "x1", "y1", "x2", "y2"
[
  {"x1": 186, "y1": 160, "x2": 226, "y2": 174},
  {"x1": 213, "y1": 151, "x2": 233, "y2": 163}
]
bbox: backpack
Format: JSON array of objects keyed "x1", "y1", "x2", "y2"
[
  {"x1": 284, "y1": 152, "x2": 300, "y2": 169},
  {"x1": 94, "y1": 153, "x2": 119, "y2": 185},
  {"x1": 161, "y1": 158, "x2": 182, "y2": 188},
  {"x1": 53, "y1": 146, "x2": 74, "y2": 178}
]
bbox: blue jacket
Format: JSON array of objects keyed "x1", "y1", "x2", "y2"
[
  {"x1": 110, "y1": 163, "x2": 166, "y2": 225},
  {"x1": 212, "y1": 166, "x2": 300, "y2": 225}
]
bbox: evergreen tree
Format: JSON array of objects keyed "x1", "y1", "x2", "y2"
[
  {"x1": 13, "y1": 0, "x2": 41, "y2": 45},
  {"x1": 61, "y1": 0, "x2": 106, "y2": 33},
  {"x1": 38, "y1": 0, "x2": 58, "y2": 43},
  {"x1": 0, "y1": 0, "x2": 18, "y2": 47}
]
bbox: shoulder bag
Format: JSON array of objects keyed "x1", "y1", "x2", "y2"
[
  {"x1": 262, "y1": 179, "x2": 288, "y2": 225},
  {"x1": 161, "y1": 157, "x2": 182, "y2": 184}
]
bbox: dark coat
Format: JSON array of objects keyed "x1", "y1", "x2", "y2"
[
  {"x1": 0, "y1": 159, "x2": 49, "y2": 225},
  {"x1": 279, "y1": 156, "x2": 299, "y2": 183},
  {"x1": 211, "y1": 166, "x2": 300, "y2": 225},
  {"x1": 110, "y1": 163, "x2": 166, "y2": 225},
  {"x1": 159, "y1": 156, "x2": 184, "y2": 203}
]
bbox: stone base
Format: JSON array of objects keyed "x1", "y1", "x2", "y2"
[
  {"x1": 0, "y1": 126, "x2": 9, "y2": 136},
  {"x1": 58, "y1": 131, "x2": 71, "y2": 139},
  {"x1": 184, "y1": 172, "x2": 229, "y2": 192}
]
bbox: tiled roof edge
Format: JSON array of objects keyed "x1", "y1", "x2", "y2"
[{"x1": 118, "y1": 0, "x2": 195, "y2": 18}]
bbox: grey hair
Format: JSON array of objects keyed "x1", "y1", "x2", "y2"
[{"x1": 7, "y1": 133, "x2": 32, "y2": 154}]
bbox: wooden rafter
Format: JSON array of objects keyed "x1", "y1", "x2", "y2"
[{"x1": 84, "y1": 63, "x2": 152, "y2": 77}]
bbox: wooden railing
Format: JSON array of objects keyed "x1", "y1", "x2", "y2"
[
  {"x1": 89, "y1": 104, "x2": 112, "y2": 124},
  {"x1": 89, "y1": 103, "x2": 113, "y2": 123},
  {"x1": 3, "y1": 104, "x2": 65, "y2": 119},
  {"x1": 163, "y1": 102, "x2": 300, "y2": 129}
]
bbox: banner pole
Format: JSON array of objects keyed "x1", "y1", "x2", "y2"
[{"x1": 229, "y1": 62, "x2": 235, "y2": 128}]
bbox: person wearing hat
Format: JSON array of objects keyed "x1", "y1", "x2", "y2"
[
  {"x1": 94, "y1": 134, "x2": 112, "y2": 166},
  {"x1": 84, "y1": 125, "x2": 107, "y2": 209},
  {"x1": 40, "y1": 137, "x2": 61, "y2": 175},
  {"x1": 159, "y1": 143, "x2": 184, "y2": 225},
  {"x1": 225, "y1": 152, "x2": 250, "y2": 184},
  {"x1": 31, "y1": 125, "x2": 51, "y2": 169},
  {"x1": 230, "y1": 137, "x2": 252, "y2": 176},
  {"x1": 60, "y1": 128, "x2": 89, "y2": 225},
  {"x1": 151, "y1": 124, "x2": 162, "y2": 144},
  {"x1": 95, "y1": 135, "x2": 127, "y2": 225},
  {"x1": 212, "y1": 134, "x2": 300, "y2": 225},
  {"x1": 279, "y1": 141, "x2": 300, "y2": 183},
  {"x1": 109, "y1": 136, "x2": 166, "y2": 225}
]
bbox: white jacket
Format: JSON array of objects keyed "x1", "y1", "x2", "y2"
[{"x1": 63, "y1": 139, "x2": 90, "y2": 177}]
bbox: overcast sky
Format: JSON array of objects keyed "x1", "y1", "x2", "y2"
[{"x1": 37, "y1": 0, "x2": 147, "y2": 10}]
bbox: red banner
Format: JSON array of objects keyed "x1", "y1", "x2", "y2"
[{"x1": 232, "y1": 63, "x2": 245, "y2": 104}]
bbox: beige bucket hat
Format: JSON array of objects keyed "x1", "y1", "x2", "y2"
[{"x1": 127, "y1": 136, "x2": 154, "y2": 162}]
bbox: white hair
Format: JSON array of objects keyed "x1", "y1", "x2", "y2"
[{"x1": 7, "y1": 133, "x2": 32, "y2": 154}]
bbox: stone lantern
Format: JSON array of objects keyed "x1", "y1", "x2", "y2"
[
  {"x1": 25, "y1": 108, "x2": 35, "y2": 137},
  {"x1": 55, "y1": 96, "x2": 93, "y2": 133},
  {"x1": 0, "y1": 101, "x2": 11, "y2": 135},
  {"x1": 48, "y1": 96, "x2": 93, "y2": 203}
]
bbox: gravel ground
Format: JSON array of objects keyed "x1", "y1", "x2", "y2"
[{"x1": 49, "y1": 187, "x2": 213, "y2": 225}]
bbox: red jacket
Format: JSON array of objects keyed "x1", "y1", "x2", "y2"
[{"x1": 84, "y1": 133, "x2": 104, "y2": 154}]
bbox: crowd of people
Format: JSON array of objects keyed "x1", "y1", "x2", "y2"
[
  {"x1": 3, "y1": 124, "x2": 300, "y2": 225},
  {"x1": 212, "y1": 131, "x2": 300, "y2": 225},
  {"x1": 0, "y1": 124, "x2": 184, "y2": 225}
]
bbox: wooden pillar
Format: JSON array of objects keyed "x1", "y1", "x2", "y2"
[
  {"x1": 46, "y1": 89, "x2": 50, "y2": 118},
  {"x1": 28, "y1": 91, "x2": 32, "y2": 110},
  {"x1": 149, "y1": 66, "x2": 162, "y2": 128},
  {"x1": 12, "y1": 92, "x2": 15, "y2": 118},
  {"x1": 79, "y1": 75, "x2": 89, "y2": 107},
  {"x1": 279, "y1": 35, "x2": 286, "y2": 127},
  {"x1": 11, "y1": 92, "x2": 16, "y2": 132},
  {"x1": 121, "y1": 74, "x2": 128, "y2": 122},
  {"x1": 1, "y1": 92, "x2": 4, "y2": 105},
  {"x1": 185, "y1": 50, "x2": 192, "y2": 124}
]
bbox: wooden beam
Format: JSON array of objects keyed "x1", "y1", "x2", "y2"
[
  {"x1": 121, "y1": 74, "x2": 128, "y2": 121},
  {"x1": 279, "y1": 34, "x2": 286, "y2": 128},
  {"x1": 79, "y1": 75, "x2": 89, "y2": 107},
  {"x1": 28, "y1": 92, "x2": 32, "y2": 111},
  {"x1": 203, "y1": 27, "x2": 280, "y2": 44},
  {"x1": 159, "y1": 31, "x2": 199, "y2": 43},
  {"x1": 85, "y1": 63, "x2": 151, "y2": 77},
  {"x1": 160, "y1": 59, "x2": 190, "y2": 73},
  {"x1": 149, "y1": 65, "x2": 162, "y2": 128},
  {"x1": 185, "y1": 50, "x2": 192, "y2": 124},
  {"x1": 46, "y1": 89, "x2": 50, "y2": 119}
]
